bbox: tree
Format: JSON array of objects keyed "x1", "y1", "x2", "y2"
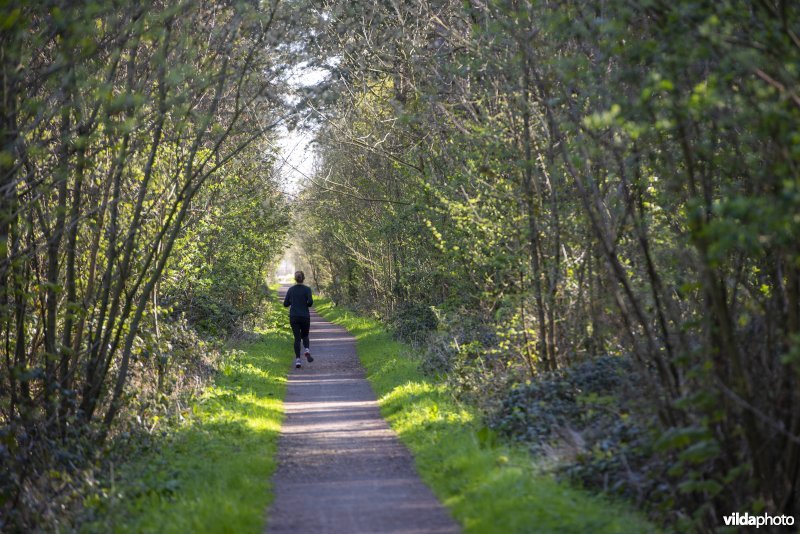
[
  {"x1": 1, "y1": 0, "x2": 294, "y2": 525},
  {"x1": 298, "y1": 0, "x2": 800, "y2": 527}
]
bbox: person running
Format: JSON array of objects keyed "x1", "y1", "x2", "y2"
[{"x1": 283, "y1": 271, "x2": 314, "y2": 368}]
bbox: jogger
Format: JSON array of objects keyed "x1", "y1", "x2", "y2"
[{"x1": 283, "y1": 271, "x2": 314, "y2": 368}]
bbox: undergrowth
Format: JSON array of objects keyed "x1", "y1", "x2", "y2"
[{"x1": 315, "y1": 298, "x2": 656, "y2": 533}]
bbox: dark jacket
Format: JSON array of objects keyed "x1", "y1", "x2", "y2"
[{"x1": 283, "y1": 284, "x2": 313, "y2": 317}]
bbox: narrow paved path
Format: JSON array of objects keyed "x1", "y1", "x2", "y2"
[{"x1": 266, "y1": 286, "x2": 459, "y2": 533}]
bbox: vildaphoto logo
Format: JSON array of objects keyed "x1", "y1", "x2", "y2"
[{"x1": 723, "y1": 512, "x2": 795, "y2": 528}]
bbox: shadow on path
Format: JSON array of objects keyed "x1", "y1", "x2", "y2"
[{"x1": 266, "y1": 286, "x2": 459, "y2": 533}]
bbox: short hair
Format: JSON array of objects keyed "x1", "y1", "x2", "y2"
[{"x1": 294, "y1": 270, "x2": 305, "y2": 283}]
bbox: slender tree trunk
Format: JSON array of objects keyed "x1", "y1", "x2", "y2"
[
  {"x1": 521, "y1": 52, "x2": 553, "y2": 372},
  {"x1": 44, "y1": 107, "x2": 72, "y2": 426}
]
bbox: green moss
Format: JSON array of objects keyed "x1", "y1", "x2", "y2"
[
  {"x1": 102, "y1": 297, "x2": 292, "y2": 533},
  {"x1": 316, "y1": 298, "x2": 656, "y2": 534}
]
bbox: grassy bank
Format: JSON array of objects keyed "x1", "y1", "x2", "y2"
[
  {"x1": 91, "y1": 296, "x2": 292, "y2": 533},
  {"x1": 315, "y1": 298, "x2": 655, "y2": 533}
]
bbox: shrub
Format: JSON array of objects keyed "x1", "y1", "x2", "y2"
[
  {"x1": 490, "y1": 356, "x2": 668, "y2": 508},
  {"x1": 0, "y1": 313, "x2": 225, "y2": 532},
  {"x1": 388, "y1": 302, "x2": 438, "y2": 344}
]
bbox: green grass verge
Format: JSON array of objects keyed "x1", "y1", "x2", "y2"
[
  {"x1": 96, "y1": 296, "x2": 292, "y2": 533},
  {"x1": 315, "y1": 298, "x2": 656, "y2": 534}
]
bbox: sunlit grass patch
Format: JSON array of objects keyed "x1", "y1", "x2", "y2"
[
  {"x1": 316, "y1": 297, "x2": 656, "y2": 533},
  {"x1": 94, "y1": 297, "x2": 293, "y2": 533}
]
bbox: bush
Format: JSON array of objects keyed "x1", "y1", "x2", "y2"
[
  {"x1": 417, "y1": 310, "x2": 497, "y2": 375},
  {"x1": 0, "y1": 313, "x2": 226, "y2": 532},
  {"x1": 388, "y1": 302, "x2": 438, "y2": 344},
  {"x1": 490, "y1": 356, "x2": 667, "y2": 507}
]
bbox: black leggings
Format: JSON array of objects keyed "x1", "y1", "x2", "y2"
[{"x1": 290, "y1": 316, "x2": 310, "y2": 358}]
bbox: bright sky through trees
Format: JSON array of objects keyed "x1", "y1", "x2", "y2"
[{"x1": 276, "y1": 63, "x2": 331, "y2": 195}]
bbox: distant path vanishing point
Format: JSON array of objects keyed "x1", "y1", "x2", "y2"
[{"x1": 266, "y1": 285, "x2": 459, "y2": 533}]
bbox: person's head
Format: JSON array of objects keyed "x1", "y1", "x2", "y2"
[{"x1": 294, "y1": 271, "x2": 305, "y2": 284}]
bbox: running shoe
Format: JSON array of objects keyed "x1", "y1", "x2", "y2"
[
  {"x1": 304, "y1": 348, "x2": 313, "y2": 363},
  {"x1": 295, "y1": 357, "x2": 301, "y2": 368}
]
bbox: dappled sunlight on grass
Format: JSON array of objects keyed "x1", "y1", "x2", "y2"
[
  {"x1": 317, "y1": 299, "x2": 656, "y2": 533},
  {"x1": 106, "y1": 310, "x2": 293, "y2": 533},
  {"x1": 380, "y1": 381, "x2": 474, "y2": 428},
  {"x1": 315, "y1": 300, "x2": 381, "y2": 339}
]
